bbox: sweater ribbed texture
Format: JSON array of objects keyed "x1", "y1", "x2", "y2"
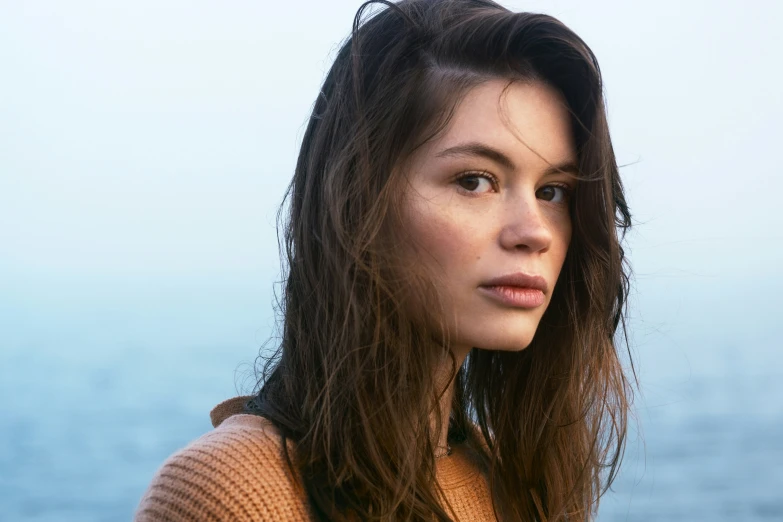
[{"x1": 134, "y1": 396, "x2": 497, "y2": 521}]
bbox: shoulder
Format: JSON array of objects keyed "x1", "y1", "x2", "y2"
[{"x1": 134, "y1": 402, "x2": 312, "y2": 521}]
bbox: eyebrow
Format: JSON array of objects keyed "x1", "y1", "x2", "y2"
[{"x1": 434, "y1": 141, "x2": 579, "y2": 177}]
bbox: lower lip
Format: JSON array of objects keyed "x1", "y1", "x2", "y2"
[{"x1": 478, "y1": 285, "x2": 545, "y2": 308}]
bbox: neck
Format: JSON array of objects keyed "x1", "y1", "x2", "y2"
[{"x1": 431, "y1": 345, "x2": 471, "y2": 454}]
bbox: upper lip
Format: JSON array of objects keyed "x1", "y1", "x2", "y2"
[{"x1": 481, "y1": 272, "x2": 548, "y2": 293}]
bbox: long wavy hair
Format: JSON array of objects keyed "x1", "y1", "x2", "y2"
[{"x1": 247, "y1": 1, "x2": 634, "y2": 520}]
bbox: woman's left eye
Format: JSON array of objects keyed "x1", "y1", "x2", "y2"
[{"x1": 536, "y1": 184, "x2": 572, "y2": 204}]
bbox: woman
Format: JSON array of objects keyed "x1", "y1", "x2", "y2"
[{"x1": 135, "y1": 0, "x2": 633, "y2": 520}]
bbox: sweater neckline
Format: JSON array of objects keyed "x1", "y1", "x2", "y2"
[
  {"x1": 211, "y1": 397, "x2": 487, "y2": 491},
  {"x1": 434, "y1": 442, "x2": 485, "y2": 489}
]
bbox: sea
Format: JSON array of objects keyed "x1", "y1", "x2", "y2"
[{"x1": 1, "y1": 275, "x2": 781, "y2": 521}]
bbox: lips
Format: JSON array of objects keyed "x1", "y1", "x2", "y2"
[{"x1": 480, "y1": 272, "x2": 548, "y2": 293}]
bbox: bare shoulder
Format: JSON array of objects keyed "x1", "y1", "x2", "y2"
[{"x1": 134, "y1": 414, "x2": 311, "y2": 522}]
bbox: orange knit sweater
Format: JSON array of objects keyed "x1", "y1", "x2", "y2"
[{"x1": 134, "y1": 396, "x2": 498, "y2": 521}]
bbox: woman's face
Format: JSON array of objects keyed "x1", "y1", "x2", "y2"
[{"x1": 402, "y1": 79, "x2": 577, "y2": 358}]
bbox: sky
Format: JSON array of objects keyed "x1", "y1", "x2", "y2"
[{"x1": 1, "y1": 0, "x2": 781, "y2": 393}]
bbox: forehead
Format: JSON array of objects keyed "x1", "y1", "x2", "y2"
[{"x1": 424, "y1": 79, "x2": 577, "y2": 169}]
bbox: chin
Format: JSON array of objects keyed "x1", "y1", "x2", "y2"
[
  {"x1": 463, "y1": 314, "x2": 542, "y2": 352},
  {"x1": 484, "y1": 340, "x2": 535, "y2": 352},
  {"x1": 468, "y1": 331, "x2": 537, "y2": 352}
]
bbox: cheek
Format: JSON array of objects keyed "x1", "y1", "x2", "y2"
[
  {"x1": 541, "y1": 205, "x2": 571, "y2": 265},
  {"x1": 402, "y1": 202, "x2": 483, "y2": 336},
  {"x1": 405, "y1": 201, "x2": 484, "y2": 273},
  {"x1": 557, "y1": 218, "x2": 572, "y2": 267}
]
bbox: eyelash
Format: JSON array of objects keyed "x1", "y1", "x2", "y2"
[
  {"x1": 454, "y1": 170, "x2": 574, "y2": 203},
  {"x1": 455, "y1": 170, "x2": 499, "y2": 189}
]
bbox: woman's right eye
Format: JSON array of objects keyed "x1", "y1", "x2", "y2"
[{"x1": 455, "y1": 172, "x2": 497, "y2": 194}]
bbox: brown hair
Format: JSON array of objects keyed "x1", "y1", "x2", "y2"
[{"x1": 247, "y1": 1, "x2": 634, "y2": 520}]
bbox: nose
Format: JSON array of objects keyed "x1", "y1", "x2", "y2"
[{"x1": 497, "y1": 192, "x2": 553, "y2": 252}]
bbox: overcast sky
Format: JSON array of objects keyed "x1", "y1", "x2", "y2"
[{"x1": 1, "y1": 1, "x2": 781, "y2": 381}]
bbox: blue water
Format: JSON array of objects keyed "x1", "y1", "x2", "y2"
[{"x1": 1, "y1": 275, "x2": 781, "y2": 521}]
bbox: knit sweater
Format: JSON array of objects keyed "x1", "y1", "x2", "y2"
[{"x1": 134, "y1": 396, "x2": 498, "y2": 521}]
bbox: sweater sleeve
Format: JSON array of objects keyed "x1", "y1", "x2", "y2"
[{"x1": 134, "y1": 415, "x2": 312, "y2": 522}]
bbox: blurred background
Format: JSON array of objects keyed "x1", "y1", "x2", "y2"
[{"x1": 1, "y1": 0, "x2": 781, "y2": 520}]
